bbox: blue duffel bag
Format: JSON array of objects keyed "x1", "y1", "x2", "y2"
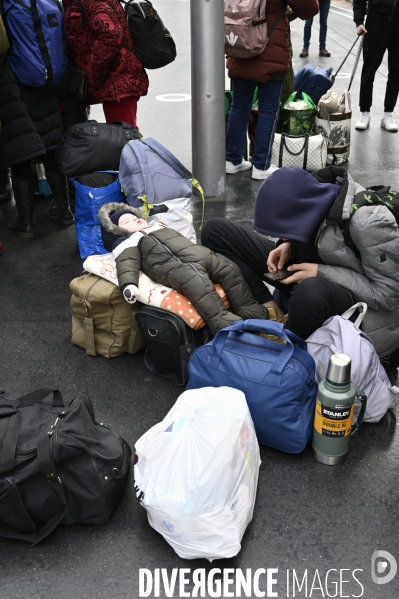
[{"x1": 186, "y1": 320, "x2": 317, "y2": 454}]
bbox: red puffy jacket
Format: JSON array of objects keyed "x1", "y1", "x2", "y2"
[
  {"x1": 227, "y1": 0, "x2": 319, "y2": 83},
  {"x1": 63, "y1": 0, "x2": 149, "y2": 104}
]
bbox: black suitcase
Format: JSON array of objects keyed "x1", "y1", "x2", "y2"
[
  {"x1": 55, "y1": 120, "x2": 142, "y2": 176},
  {"x1": 135, "y1": 306, "x2": 212, "y2": 385},
  {"x1": 0, "y1": 388, "x2": 131, "y2": 545}
]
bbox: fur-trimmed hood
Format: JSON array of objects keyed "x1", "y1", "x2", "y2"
[{"x1": 98, "y1": 202, "x2": 144, "y2": 251}]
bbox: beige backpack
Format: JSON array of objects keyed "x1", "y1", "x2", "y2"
[
  {"x1": 224, "y1": 0, "x2": 282, "y2": 59},
  {"x1": 70, "y1": 274, "x2": 145, "y2": 359}
]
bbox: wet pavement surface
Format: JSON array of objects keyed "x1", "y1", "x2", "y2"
[{"x1": 0, "y1": 2, "x2": 398, "y2": 598}]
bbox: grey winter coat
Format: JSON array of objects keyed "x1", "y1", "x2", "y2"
[
  {"x1": 99, "y1": 203, "x2": 269, "y2": 336},
  {"x1": 313, "y1": 167, "x2": 399, "y2": 357}
]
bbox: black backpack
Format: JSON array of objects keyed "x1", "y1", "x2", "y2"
[
  {"x1": 121, "y1": 0, "x2": 176, "y2": 69},
  {"x1": 135, "y1": 307, "x2": 212, "y2": 385},
  {"x1": 0, "y1": 388, "x2": 131, "y2": 545},
  {"x1": 339, "y1": 186, "x2": 399, "y2": 257}
]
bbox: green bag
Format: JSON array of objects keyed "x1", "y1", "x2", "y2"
[{"x1": 278, "y1": 92, "x2": 317, "y2": 136}]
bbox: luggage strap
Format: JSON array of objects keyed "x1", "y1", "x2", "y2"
[{"x1": 127, "y1": 138, "x2": 205, "y2": 228}]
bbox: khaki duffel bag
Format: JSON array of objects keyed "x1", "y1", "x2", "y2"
[{"x1": 70, "y1": 273, "x2": 145, "y2": 358}]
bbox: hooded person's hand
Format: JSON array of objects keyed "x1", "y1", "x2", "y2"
[
  {"x1": 280, "y1": 263, "x2": 318, "y2": 285},
  {"x1": 266, "y1": 241, "x2": 292, "y2": 272}
]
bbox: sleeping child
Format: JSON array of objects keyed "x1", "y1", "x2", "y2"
[{"x1": 99, "y1": 202, "x2": 269, "y2": 335}]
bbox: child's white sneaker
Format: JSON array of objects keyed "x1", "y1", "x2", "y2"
[
  {"x1": 252, "y1": 164, "x2": 279, "y2": 180},
  {"x1": 226, "y1": 160, "x2": 252, "y2": 174},
  {"x1": 355, "y1": 112, "x2": 371, "y2": 130},
  {"x1": 381, "y1": 112, "x2": 398, "y2": 132}
]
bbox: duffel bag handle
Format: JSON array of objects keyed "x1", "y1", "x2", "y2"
[
  {"x1": 210, "y1": 319, "x2": 307, "y2": 350},
  {"x1": 13, "y1": 387, "x2": 64, "y2": 409},
  {"x1": 207, "y1": 320, "x2": 306, "y2": 380}
]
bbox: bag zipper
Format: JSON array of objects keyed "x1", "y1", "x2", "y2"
[{"x1": 83, "y1": 277, "x2": 102, "y2": 316}]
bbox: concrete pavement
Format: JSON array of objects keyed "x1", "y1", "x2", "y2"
[{"x1": 0, "y1": 3, "x2": 398, "y2": 598}]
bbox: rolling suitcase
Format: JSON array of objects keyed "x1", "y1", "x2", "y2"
[
  {"x1": 295, "y1": 36, "x2": 362, "y2": 106},
  {"x1": 135, "y1": 306, "x2": 211, "y2": 385}
]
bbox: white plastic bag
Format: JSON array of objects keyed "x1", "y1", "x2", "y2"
[
  {"x1": 148, "y1": 198, "x2": 196, "y2": 243},
  {"x1": 134, "y1": 387, "x2": 261, "y2": 561}
]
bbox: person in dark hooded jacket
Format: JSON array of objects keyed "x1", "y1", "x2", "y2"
[
  {"x1": 0, "y1": 58, "x2": 74, "y2": 238},
  {"x1": 201, "y1": 166, "x2": 399, "y2": 367},
  {"x1": 98, "y1": 202, "x2": 270, "y2": 336}
]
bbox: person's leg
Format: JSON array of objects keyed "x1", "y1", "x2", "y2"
[
  {"x1": 204, "y1": 253, "x2": 270, "y2": 321},
  {"x1": 42, "y1": 152, "x2": 74, "y2": 226},
  {"x1": 103, "y1": 96, "x2": 139, "y2": 128},
  {"x1": 252, "y1": 80, "x2": 282, "y2": 170},
  {"x1": 226, "y1": 78, "x2": 256, "y2": 165},
  {"x1": 201, "y1": 217, "x2": 275, "y2": 303},
  {"x1": 319, "y1": 0, "x2": 331, "y2": 51},
  {"x1": 384, "y1": 20, "x2": 399, "y2": 113},
  {"x1": 287, "y1": 278, "x2": 354, "y2": 340},
  {"x1": 303, "y1": 17, "x2": 313, "y2": 51},
  {"x1": 9, "y1": 160, "x2": 36, "y2": 237},
  {"x1": 161, "y1": 261, "x2": 242, "y2": 336},
  {"x1": 359, "y1": 15, "x2": 387, "y2": 112}
]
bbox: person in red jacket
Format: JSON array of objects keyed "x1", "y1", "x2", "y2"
[
  {"x1": 226, "y1": 0, "x2": 319, "y2": 181},
  {"x1": 64, "y1": 0, "x2": 149, "y2": 128}
]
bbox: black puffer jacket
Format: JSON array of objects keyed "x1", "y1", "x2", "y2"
[
  {"x1": 0, "y1": 60, "x2": 64, "y2": 169},
  {"x1": 353, "y1": 0, "x2": 399, "y2": 24},
  {"x1": 99, "y1": 203, "x2": 269, "y2": 335}
]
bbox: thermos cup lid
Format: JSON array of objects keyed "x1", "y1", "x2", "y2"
[{"x1": 326, "y1": 353, "x2": 351, "y2": 385}]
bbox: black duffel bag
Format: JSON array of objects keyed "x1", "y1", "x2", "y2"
[
  {"x1": 55, "y1": 120, "x2": 142, "y2": 176},
  {"x1": 0, "y1": 387, "x2": 131, "y2": 545},
  {"x1": 122, "y1": 0, "x2": 176, "y2": 69}
]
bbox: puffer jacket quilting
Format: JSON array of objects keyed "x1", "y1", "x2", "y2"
[
  {"x1": 313, "y1": 166, "x2": 399, "y2": 357},
  {"x1": 107, "y1": 222, "x2": 270, "y2": 335}
]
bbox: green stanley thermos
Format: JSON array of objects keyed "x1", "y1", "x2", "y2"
[{"x1": 312, "y1": 353, "x2": 367, "y2": 465}]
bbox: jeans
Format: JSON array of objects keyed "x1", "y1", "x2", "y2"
[
  {"x1": 303, "y1": 0, "x2": 331, "y2": 50},
  {"x1": 201, "y1": 217, "x2": 354, "y2": 340},
  {"x1": 226, "y1": 78, "x2": 282, "y2": 170}
]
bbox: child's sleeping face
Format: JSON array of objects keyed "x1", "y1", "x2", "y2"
[{"x1": 118, "y1": 213, "x2": 149, "y2": 233}]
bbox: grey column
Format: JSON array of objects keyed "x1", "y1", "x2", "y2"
[{"x1": 191, "y1": 0, "x2": 225, "y2": 197}]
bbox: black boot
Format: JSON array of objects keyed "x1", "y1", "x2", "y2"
[
  {"x1": 8, "y1": 179, "x2": 35, "y2": 238},
  {"x1": 46, "y1": 172, "x2": 74, "y2": 226},
  {"x1": 0, "y1": 170, "x2": 12, "y2": 205}
]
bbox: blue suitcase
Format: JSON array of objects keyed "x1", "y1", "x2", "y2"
[{"x1": 294, "y1": 65, "x2": 334, "y2": 106}]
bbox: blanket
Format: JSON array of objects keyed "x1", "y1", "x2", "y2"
[{"x1": 83, "y1": 253, "x2": 229, "y2": 330}]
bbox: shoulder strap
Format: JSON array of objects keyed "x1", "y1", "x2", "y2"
[
  {"x1": 140, "y1": 138, "x2": 193, "y2": 179},
  {"x1": 126, "y1": 140, "x2": 155, "y2": 216},
  {"x1": 139, "y1": 138, "x2": 206, "y2": 228}
]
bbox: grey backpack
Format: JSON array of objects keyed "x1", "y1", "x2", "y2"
[
  {"x1": 306, "y1": 303, "x2": 399, "y2": 423},
  {"x1": 224, "y1": 0, "x2": 282, "y2": 59},
  {"x1": 118, "y1": 137, "x2": 204, "y2": 218}
]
